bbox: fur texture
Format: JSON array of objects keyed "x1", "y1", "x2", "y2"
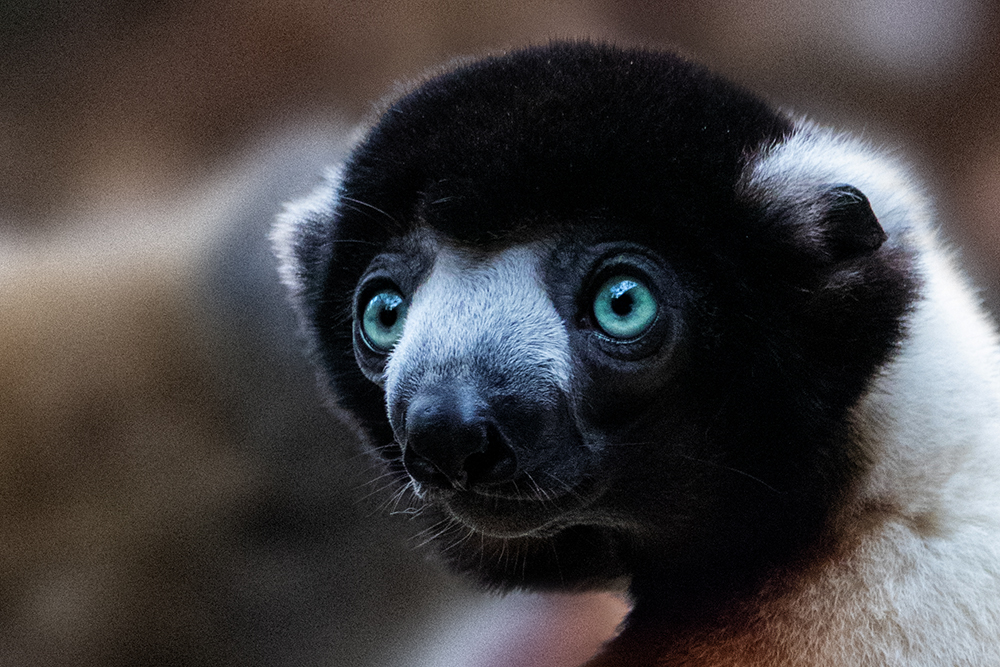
[{"x1": 274, "y1": 42, "x2": 1000, "y2": 665}]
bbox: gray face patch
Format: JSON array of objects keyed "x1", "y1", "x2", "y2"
[{"x1": 382, "y1": 243, "x2": 572, "y2": 430}]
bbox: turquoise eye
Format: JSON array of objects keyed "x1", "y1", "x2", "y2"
[
  {"x1": 361, "y1": 289, "x2": 408, "y2": 352},
  {"x1": 592, "y1": 275, "x2": 657, "y2": 340}
]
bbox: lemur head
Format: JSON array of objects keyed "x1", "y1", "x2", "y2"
[{"x1": 275, "y1": 42, "x2": 918, "y2": 608}]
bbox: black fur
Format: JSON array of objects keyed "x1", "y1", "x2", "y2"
[{"x1": 280, "y1": 41, "x2": 919, "y2": 656}]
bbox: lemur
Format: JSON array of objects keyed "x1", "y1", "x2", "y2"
[{"x1": 274, "y1": 42, "x2": 1000, "y2": 665}]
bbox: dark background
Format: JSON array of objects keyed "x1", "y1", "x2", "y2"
[{"x1": 1, "y1": 2, "x2": 997, "y2": 665}]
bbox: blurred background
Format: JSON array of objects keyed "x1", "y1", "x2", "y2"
[{"x1": 1, "y1": 1, "x2": 998, "y2": 665}]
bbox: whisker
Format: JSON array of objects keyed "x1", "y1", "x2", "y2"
[
  {"x1": 354, "y1": 468, "x2": 401, "y2": 494},
  {"x1": 541, "y1": 471, "x2": 585, "y2": 503},
  {"x1": 605, "y1": 439, "x2": 786, "y2": 496},
  {"x1": 413, "y1": 518, "x2": 461, "y2": 549},
  {"x1": 676, "y1": 454, "x2": 786, "y2": 496},
  {"x1": 387, "y1": 479, "x2": 423, "y2": 515},
  {"x1": 358, "y1": 478, "x2": 400, "y2": 505},
  {"x1": 340, "y1": 196, "x2": 403, "y2": 228},
  {"x1": 440, "y1": 525, "x2": 477, "y2": 553},
  {"x1": 524, "y1": 472, "x2": 556, "y2": 504}
]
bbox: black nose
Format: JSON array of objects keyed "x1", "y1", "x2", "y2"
[{"x1": 402, "y1": 385, "x2": 518, "y2": 491}]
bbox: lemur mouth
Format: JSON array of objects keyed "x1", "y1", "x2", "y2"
[{"x1": 432, "y1": 479, "x2": 596, "y2": 538}]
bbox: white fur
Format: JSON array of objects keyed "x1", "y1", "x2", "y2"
[
  {"x1": 270, "y1": 164, "x2": 343, "y2": 303},
  {"x1": 644, "y1": 123, "x2": 1000, "y2": 666},
  {"x1": 384, "y1": 243, "x2": 572, "y2": 406}
]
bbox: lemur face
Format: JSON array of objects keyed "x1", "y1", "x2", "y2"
[
  {"x1": 276, "y1": 42, "x2": 916, "y2": 598},
  {"x1": 352, "y1": 232, "x2": 686, "y2": 541}
]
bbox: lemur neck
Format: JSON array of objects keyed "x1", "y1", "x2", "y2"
[{"x1": 846, "y1": 242, "x2": 1000, "y2": 533}]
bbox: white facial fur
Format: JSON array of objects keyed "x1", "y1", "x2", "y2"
[{"x1": 383, "y1": 243, "x2": 572, "y2": 416}]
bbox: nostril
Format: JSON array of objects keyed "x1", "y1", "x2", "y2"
[
  {"x1": 403, "y1": 446, "x2": 462, "y2": 490},
  {"x1": 463, "y1": 422, "x2": 518, "y2": 484},
  {"x1": 403, "y1": 386, "x2": 518, "y2": 491}
]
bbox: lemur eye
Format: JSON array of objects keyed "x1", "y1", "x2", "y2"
[
  {"x1": 592, "y1": 275, "x2": 658, "y2": 340},
  {"x1": 361, "y1": 288, "x2": 408, "y2": 352}
]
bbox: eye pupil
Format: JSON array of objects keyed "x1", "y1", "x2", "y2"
[
  {"x1": 379, "y1": 308, "x2": 398, "y2": 327},
  {"x1": 610, "y1": 292, "x2": 634, "y2": 316}
]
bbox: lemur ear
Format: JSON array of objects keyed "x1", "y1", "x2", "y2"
[
  {"x1": 756, "y1": 182, "x2": 888, "y2": 263},
  {"x1": 819, "y1": 184, "x2": 887, "y2": 260}
]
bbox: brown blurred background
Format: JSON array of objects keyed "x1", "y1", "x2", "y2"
[{"x1": 1, "y1": 2, "x2": 998, "y2": 666}]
